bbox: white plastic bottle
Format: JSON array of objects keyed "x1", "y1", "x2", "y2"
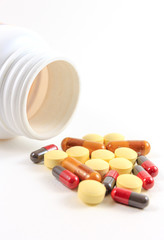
[{"x1": 0, "y1": 24, "x2": 79, "y2": 140}]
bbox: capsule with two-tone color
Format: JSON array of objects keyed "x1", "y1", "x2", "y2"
[
  {"x1": 102, "y1": 170, "x2": 119, "y2": 195},
  {"x1": 106, "y1": 140, "x2": 150, "y2": 156},
  {"x1": 52, "y1": 166, "x2": 79, "y2": 189},
  {"x1": 61, "y1": 137, "x2": 105, "y2": 154},
  {"x1": 132, "y1": 165, "x2": 154, "y2": 190},
  {"x1": 30, "y1": 144, "x2": 58, "y2": 163},
  {"x1": 137, "y1": 155, "x2": 158, "y2": 177},
  {"x1": 61, "y1": 157, "x2": 102, "y2": 182},
  {"x1": 111, "y1": 187, "x2": 149, "y2": 209}
]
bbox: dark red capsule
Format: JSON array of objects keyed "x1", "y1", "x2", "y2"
[
  {"x1": 102, "y1": 170, "x2": 119, "y2": 195},
  {"x1": 137, "y1": 155, "x2": 158, "y2": 177},
  {"x1": 132, "y1": 165, "x2": 154, "y2": 190},
  {"x1": 52, "y1": 166, "x2": 79, "y2": 189},
  {"x1": 104, "y1": 170, "x2": 119, "y2": 180},
  {"x1": 111, "y1": 187, "x2": 149, "y2": 209},
  {"x1": 30, "y1": 144, "x2": 58, "y2": 163}
]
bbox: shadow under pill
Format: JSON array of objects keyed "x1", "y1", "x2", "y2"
[
  {"x1": 101, "y1": 194, "x2": 116, "y2": 207},
  {"x1": 39, "y1": 173, "x2": 73, "y2": 193},
  {"x1": 39, "y1": 175, "x2": 87, "y2": 209},
  {"x1": 60, "y1": 194, "x2": 91, "y2": 209},
  {"x1": 0, "y1": 137, "x2": 42, "y2": 155}
]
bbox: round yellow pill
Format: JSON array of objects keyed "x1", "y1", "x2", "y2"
[
  {"x1": 109, "y1": 157, "x2": 132, "y2": 175},
  {"x1": 117, "y1": 174, "x2": 143, "y2": 193},
  {"x1": 78, "y1": 180, "x2": 106, "y2": 205},
  {"x1": 83, "y1": 134, "x2": 104, "y2": 144},
  {"x1": 91, "y1": 149, "x2": 115, "y2": 163},
  {"x1": 66, "y1": 146, "x2": 89, "y2": 163},
  {"x1": 104, "y1": 133, "x2": 125, "y2": 146},
  {"x1": 85, "y1": 158, "x2": 109, "y2": 177},
  {"x1": 44, "y1": 150, "x2": 68, "y2": 169},
  {"x1": 115, "y1": 147, "x2": 137, "y2": 164}
]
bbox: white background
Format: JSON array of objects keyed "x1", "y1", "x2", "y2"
[{"x1": 0, "y1": 1, "x2": 164, "y2": 239}]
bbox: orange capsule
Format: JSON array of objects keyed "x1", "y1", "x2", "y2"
[
  {"x1": 61, "y1": 157, "x2": 102, "y2": 182},
  {"x1": 106, "y1": 140, "x2": 150, "y2": 156},
  {"x1": 61, "y1": 137, "x2": 106, "y2": 154}
]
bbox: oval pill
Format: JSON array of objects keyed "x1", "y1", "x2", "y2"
[
  {"x1": 44, "y1": 150, "x2": 68, "y2": 169},
  {"x1": 62, "y1": 157, "x2": 102, "y2": 182},
  {"x1": 109, "y1": 157, "x2": 133, "y2": 175},
  {"x1": 104, "y1": 133, "x2": 125, "y2": 146},
  {"x1": 132, "y1": 165, "x2": 154, "y2": 190},
  {"x1": 52, "y1": 166, "x2": 79, "y2": 189},
  {"x1": 111, "y1": 187, "x2": 149, "y2": 209},
  {"x1": 91, "y1": 149, "x2": 115, "y2": 163},
  {"x1": 83, "y1": 134, "x2": 104, "y2": 144},
  {"x1": 66, "y1": 146, "x2": 89, "y2": 163},
  {"x1": 115, "y1": 147, "x2": 137, "y2": 165},
  {"x1": 116, "y1": 174, "x2": 143, "y2": 193},
  {"x1": 30, "y1": 144, "x2": 58, "y2": 163},
  {"x1": 78, "y1": 180, "x2": 106, "y2": 205},
  {"x1": 102, "y1": 170, "x2": 119, "y2": 194},
  {"x1": 137, "y1": 155, "x2": 158, "y2": 177},
  {"x1": 61, "y1": 137, "x2": 106, "y2": 154},
  {"x1": 106, "y1": 140, "x2": 151, "y2": 155},
  {"x1": 85, "y1": 159, "x2": 109, "y2": 177}
]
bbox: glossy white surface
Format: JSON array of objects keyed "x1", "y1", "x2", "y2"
[{"x1": 0, "y1": 25, "x2": 79, "y2": 140}]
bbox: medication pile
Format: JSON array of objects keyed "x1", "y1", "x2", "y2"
[{"x1": 30, "y1": 133, "x2": 158, "y2": 209}]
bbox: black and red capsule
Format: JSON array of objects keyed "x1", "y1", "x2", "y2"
[
  {"x1": 52, "y1": 166, "x2": 79, "y2": 189},
  {"x1": 111, "y1": 187, "x2": 149, "y2": 209},
  {"x1": 132, "y1": 165, "x2": 154, "y2": 190},
  {"x1": 137, "y1": 155, "x2": 158, "y2": 177},
  {"x1": 102, "y1": 170, "x2": 119, "y2": 195},
  {"x1": 30, "y1": 144, "x2": 58, "y2": 163}
]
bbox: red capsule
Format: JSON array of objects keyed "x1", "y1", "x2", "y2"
[
  {"x1": 103, "y1": 170, "x2": 119, "y2": 194},
  {"x1": 111, "y1": 187, "x2": 149, "y2": 209},
  {"x1": 52, "y1": 166, "x2": 79, "y2": 189},
  {"x1": 104, "y1": 170, "x2": 119, "y2": 180},
  {"x1": 44, "y1": 144, "x2": 57, "y2": 151},
  {"x1": 137, "y1": 155, "x2": 158, "y2": 177},
  {"x1": 132, "y1": 165, "x2": 154, "y2": 190},
  {"x1": 30, "y1": 144, "x2": 58, "y2": 163}
]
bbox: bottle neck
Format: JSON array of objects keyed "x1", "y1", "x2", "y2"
[{"x1": 0, "y1": 47, "x2": 79, "y2": 140}]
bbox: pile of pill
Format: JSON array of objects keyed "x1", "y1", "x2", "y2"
[{"x1": 30, "y1": 133, "x2": 158, "y2": 209}]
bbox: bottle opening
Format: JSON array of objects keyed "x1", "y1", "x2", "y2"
[
  {"x1": 27, "y1": 66, "x2": 49, "y2": 120},
  {"x1": 26, "y1": 60, "x2": 79, "y2": 139}
]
